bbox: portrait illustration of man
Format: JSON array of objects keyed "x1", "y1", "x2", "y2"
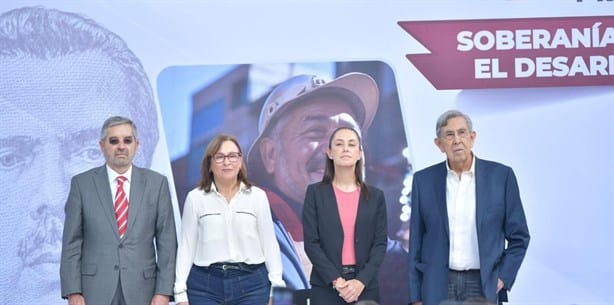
[{"x1": 0, "y1": 6, "x2": 160, "y2": 304}]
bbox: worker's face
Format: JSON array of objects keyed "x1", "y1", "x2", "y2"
[{"x1": 260, "y1": 97, "x2": 361, "y2": 205}]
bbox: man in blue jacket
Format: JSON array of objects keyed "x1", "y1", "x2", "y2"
[{"x1": 408, "y1": 110, "x2": 530, "y2": 305}]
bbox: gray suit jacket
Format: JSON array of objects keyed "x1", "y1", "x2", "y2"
[{"x1": 60, "y1": 165, "x2": 177, "y2": 305}]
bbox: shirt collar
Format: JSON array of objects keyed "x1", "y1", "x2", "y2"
[
  {"x1": 446, "y1": 154, "x2": 475, "y2": 177},
  {"x1": 210, "y1": 182, "x2": 249, "y2": 194},
  {"x1": 106, "y1": 164, "x2": 133, "y2": 183}
]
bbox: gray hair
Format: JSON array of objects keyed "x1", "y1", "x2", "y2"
[
  {"x1": 101, "y1": 116, "x2": 138, "y2": 140},
  {"x1": 435, "y1": 110, "x2": 473, "y2": 137}
]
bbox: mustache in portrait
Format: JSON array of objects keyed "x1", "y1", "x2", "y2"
[{"x1": 18, "y1": 205, "x2": 63, "y2": 267}]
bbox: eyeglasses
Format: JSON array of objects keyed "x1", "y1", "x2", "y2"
[
  {"x1": 108, "y1": 137, "x2": 134, "y2": 145},
  {"x1": 212, "y1": 152, "x2": 242, "y2": 164},
  {"x1": 441, "y1": 129, "x2": 471, "y2": 141}
]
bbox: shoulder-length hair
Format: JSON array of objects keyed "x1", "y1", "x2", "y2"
[
  {"x1": 322, "y1": 127, "x2": 369, "y2": 198},
  {"x1": 198, "y1": 134, "x2": 252, "y2": 192}
]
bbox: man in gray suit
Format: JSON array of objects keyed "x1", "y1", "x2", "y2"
[
  {"x1": 60, "y1": 116, "x2": 177, "y2": 305},
  {"x1": 1, "y1": 7, "x2": 162, "y2": 305}
]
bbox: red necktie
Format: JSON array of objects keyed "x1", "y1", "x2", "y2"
[{"x1": 114, "y1": 176, "x2": 129, "y2": 238}]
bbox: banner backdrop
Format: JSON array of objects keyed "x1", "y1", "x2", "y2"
[{"x1": 0, "y1": 1, "x2": 611, "y2": 305}]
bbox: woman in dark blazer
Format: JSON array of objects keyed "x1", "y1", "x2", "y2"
[{"x1": 302, "y1": 127, "x2": 388, "y2": 304}]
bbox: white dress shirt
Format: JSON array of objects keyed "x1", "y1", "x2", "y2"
[
  {"x1": 446, "y1": 156, "x2": 480, "y2": 271},
  {"x1": 106, "y1": 165, "x2": 133, "y2": 202},
  {"x1": 174, "y1": 183, "x2": 285, "y2": 302}
]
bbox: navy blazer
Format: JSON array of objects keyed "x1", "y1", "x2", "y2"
[
  {"x1": 303, "y1": 182, "x2": 388, "y2": 290},
  {"x1": 408, "y1": 158, "x2": 530, "y2": 305}
]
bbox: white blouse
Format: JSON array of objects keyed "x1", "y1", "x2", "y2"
[{"x1": 174, "y1": 183, "x2": 285, "y2": 302}]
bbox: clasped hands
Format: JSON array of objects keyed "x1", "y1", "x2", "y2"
[{"x1": 333, "y1": 277, "x2": 365, "y2": 303}]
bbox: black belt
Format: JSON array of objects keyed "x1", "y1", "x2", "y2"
[
  {"x1": 341, "y1": 265, "x2": 356, "y2": 275},
  {"x1": 449, "y1": 269, "x2": 480, "y2": 274},
  {"x1": 208, "y1": 262, "x2": 263, "y2": 272}
]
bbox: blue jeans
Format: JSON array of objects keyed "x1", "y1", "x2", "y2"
[{"x1": 187, "y1": 263, "x2": 271, "y2": 305}]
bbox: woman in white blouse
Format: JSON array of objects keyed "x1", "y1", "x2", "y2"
[{"x1": 174, "y1": 134, "x2": 285, "y2": 305}]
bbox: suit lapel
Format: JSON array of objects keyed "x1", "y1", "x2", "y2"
[
  {"x1": 354, "y1": 189, "x2": 366, "y2": 232},
  {"x1": 474, "y1": 158, "x2": 487, "y2": 234},
  {"x1": 354, "y1": 187, "x2": 368, "y2": 240},
  {"x1": 127, "y1": 166, "x2": 145, "y2": 238},
  {"x1": 93, "y1": 166, "x2": 121, "y2": 238},
  {"x1": 322, "y1": 183, "x2": 343, "y2": 233},
  {"x1": 435, "y1": 162, "x2": 450, "y2": 237},
  {"x1": 320, "y1": 183, "x2": 345, "y2": 253}
]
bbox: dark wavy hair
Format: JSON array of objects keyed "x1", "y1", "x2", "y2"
[
  {"x1": 198, "y1": 134, "x2": 252, "y2": 193},
  {"x1": 322, "y1": 127, "x2": 368, "y2": 198}
]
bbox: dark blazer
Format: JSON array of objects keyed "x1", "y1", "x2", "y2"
[
  {"x1": 302, "y1": 182, "x2": 387, "y2": 291},
  {"x1": 60, "y1": 165, "x2": 177, "y2": 305},
  {"x1": 408, "y1": 157, "x2": 530, "y2": 305}
]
